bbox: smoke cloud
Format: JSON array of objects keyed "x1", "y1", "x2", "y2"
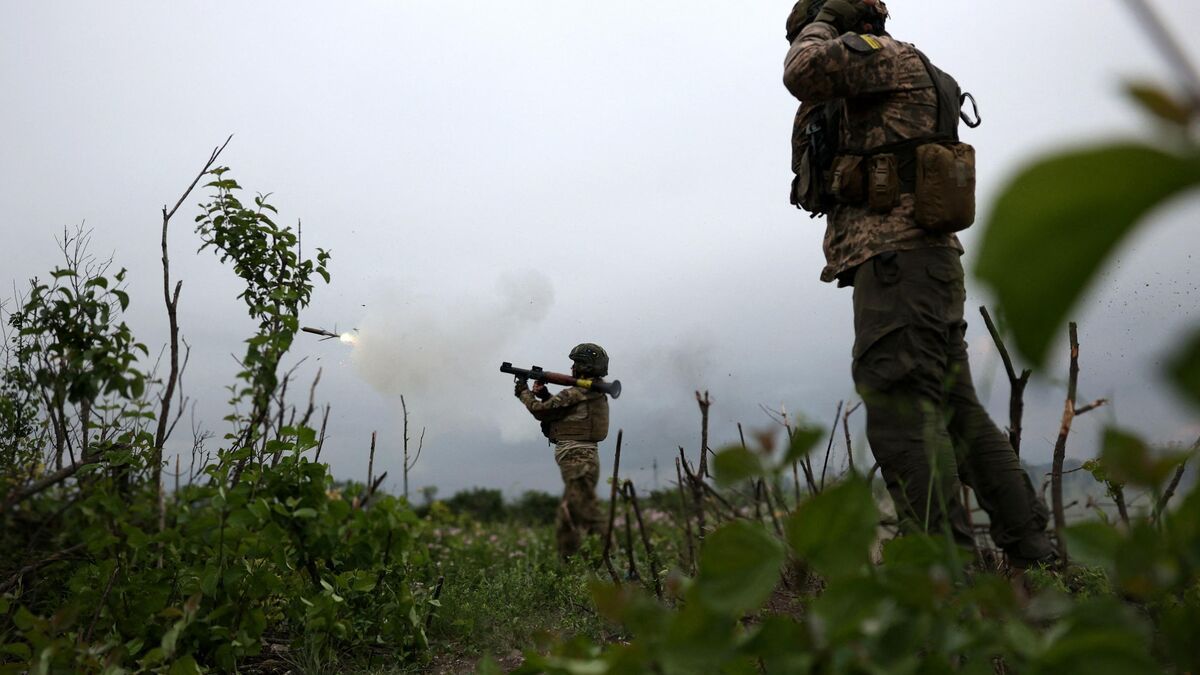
[{"x1": 349, "y1": 270, "x2": 555, "y2": 443}]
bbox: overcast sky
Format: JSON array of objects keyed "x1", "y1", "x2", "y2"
[{"x1": 3, "y1": 1, "x2": 1198, "y2": 498}]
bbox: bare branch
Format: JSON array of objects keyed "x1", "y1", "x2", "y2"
[
  {"x1": 0, "y1": 543, "x2": 88, "y2": 594},
  {"x1": 408, "y1": 428, "x2": 425, "y2": 471},
  {"x1": 1052, "y1": 322, "x2": 1082, "y2": 562},
  {"x1": 155, "y1": 136, "x2": 233, "y2": 487},
  {"x1": 367, "y1": 431, "x2": 377, "y2": 491},
  {"x1": 1154, "y1": 436, "x2": 1198, "y2": 523},
  {"x1": 623, "y1": 479, "x2": 663, "y2": 600},
  {"x1": 674, "y1": 457, "x2": 696, "y2": 574},
  {"x1": 601, "y1": 430, "x2": 623, "y2": 584},
  {"x1": 299, "y1": 367, "x2": 322, "y2": 428},
  {"x1": 843, "y1": 401, "x2": 862, "y2": 473},
  {"x1": 695, "y1": 391, "x2": 712, "y2": 478},
  {"x1": 314, "y1": 405, "x2": 331, "y2": 463},
  {"x1": 2, "y1": 455, "x2": 103, "y2": 514},
  {"x1": 819, "y1": 400, "x2": 844, "y2": 491},
  {"x1": 980, "y1": 306, "x2": 1033, "y2": 455},
  {"x1": 1075, "y1": 398, "x2": 1109, "y2": 416}
]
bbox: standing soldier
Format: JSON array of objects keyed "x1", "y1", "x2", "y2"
[
  {"x1": 514, "y1": 343, "x2": 610, "y2": 559},
  {"x1": 782, "y1": 0, "x2": 1056, "y2": 567}
]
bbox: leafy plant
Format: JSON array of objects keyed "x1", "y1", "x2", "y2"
[{"x1": 0, "y1": 168, "x2": 433, "y2": 673}]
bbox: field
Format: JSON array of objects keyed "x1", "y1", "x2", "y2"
[{"x1": 4, "y1": 56, "x2": 1200, "y2": 670}]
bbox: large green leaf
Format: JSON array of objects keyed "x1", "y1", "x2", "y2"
[
  {"x1": 712, "y1": 446, "x2": 766, "y2": 487},
  {"x1": 1062, "y1": 522, "x2": 1121, "y2": 572},
  {"x1": 782, "y1": 425, "x2": 823, "y2": 466},
  {"x1": 976, "y1": 143, "x2": 1200, "y2": 366},
  {"x1": 1101, "y1": 427, "x2": 1188, "y2": 488},
  {"x1": 786, "y1": 479, "x2": 878, "y2": 579},
  {"x1": 1169, "y1": 329, "x2": 1200, "y2": 407},
  {"x1": 694, "y1": 521, "x2": 785, "y2": 615},
  {"x1": 1031, "y1": 598, "x2": 1155, "y2": 675}
]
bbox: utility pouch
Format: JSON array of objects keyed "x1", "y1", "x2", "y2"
[
  {"x1": 867, "y1": 154, "x2": 900, "y2": 212},
  {"x1": 829, "y1": 155, "x2": 865, "y2": 204},
  {"x1": 915, "y1": 141, "x2": 976, "y2": 233}
]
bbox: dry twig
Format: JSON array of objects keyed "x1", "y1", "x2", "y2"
[
  {"x1": 1051, "y1": 323, "x2": 1107, "y2": 561},
  {"x1": 624, "y1": 480, "x2": 663, "y2": 600},
  {"x1": 980, "y1": 306, "x2": 1032, "y2": 455},
  {"x1": 674, "y1": 457, "x2": 696, "y2": 574},
  {"x1": 819, "y1": 401, "x2": 844, "y2": 491},
  {"x1": 601, "y1": 430, "x2": 624, "y2": 584}
]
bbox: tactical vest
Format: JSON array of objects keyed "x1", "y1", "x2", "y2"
[
  {"x1": 790, "y1": 39, "x2": 980, "y2": 233},
  {"x1": 544, "y1": 389, "x2": 609, "y2": 443}
]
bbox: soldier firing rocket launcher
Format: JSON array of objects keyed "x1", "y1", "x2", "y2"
[{"x1": 500, "y1": 362, "x2": 622, "y2": 399}]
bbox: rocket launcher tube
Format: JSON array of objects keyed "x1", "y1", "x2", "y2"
[{"x1": 501, "y1": 362, "x2": 622, "y2": 399}]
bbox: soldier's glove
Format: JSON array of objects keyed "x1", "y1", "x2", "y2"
[
  {"x1": 815, "y1": 0, "x2": 873, "y2": 35},
  {"x1": 514, "y1": 378, "x2": 529, "y2": 396}
]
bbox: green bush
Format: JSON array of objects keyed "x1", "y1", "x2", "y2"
[
  {"x1": 0, "y1": 172, "x2": 434, "y2": 673},
  {"x1": 508, "y1": 491, "x2": 560, "y2": 526},
  {"x1": 444, "y1": 488, "x2": 506, "y2": 523}
]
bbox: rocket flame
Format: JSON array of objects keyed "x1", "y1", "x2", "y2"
[{"x1": 340, "y1": 333, "x2": 358, "y2": 346}]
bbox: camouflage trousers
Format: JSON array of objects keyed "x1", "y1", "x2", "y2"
[
  {"x1": 851, "y1": 247, "x2": 1053, "y2": 563},
  {"x1": 554, "y1": 441, "x2": 602, "y2": 558}
]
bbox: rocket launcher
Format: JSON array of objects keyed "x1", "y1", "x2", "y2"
[{"x1": 501, "y1": 362, "x2": 622, "y2": 399}]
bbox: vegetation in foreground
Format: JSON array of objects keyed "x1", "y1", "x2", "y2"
[{"x1": 3, "y1": 34, "x2": 1200, "y2": 670}]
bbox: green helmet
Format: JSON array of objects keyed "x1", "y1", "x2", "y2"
[{"x1": 569, "y1": 343, "x2": 609, "y2": 377}]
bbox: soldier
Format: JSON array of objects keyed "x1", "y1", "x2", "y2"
[
  {"x1": 514, "y1": 343, "x2": 610, "y2": 559},
  {"x1": 782, "y1": 0, "x2": 1056, "y2": 568}
]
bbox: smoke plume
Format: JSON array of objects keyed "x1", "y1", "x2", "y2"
[{"x1": 349, "y1": 270, "x2": 554, "y2": 442}]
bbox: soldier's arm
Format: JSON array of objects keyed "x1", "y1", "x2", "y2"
[
  {"x1": 518, "y1": 387, "x2": 588, "y2": 422},
  {"x1": 783, "y1": 22, "x2": 896, "y2": 102}
]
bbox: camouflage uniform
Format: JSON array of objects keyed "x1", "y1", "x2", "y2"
[
  {"x1": 517, "y1": 384, "x2": 608, "y2": 557},
  {"x1": 784, "y1": 22, "x2": 1053, "y2": 564}
]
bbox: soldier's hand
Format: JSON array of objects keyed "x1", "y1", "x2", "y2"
[
  {"x1": 815, "y1": 0, "x2": 874, "y2": 35},
  {"x1": 514, "y1": 378, "x2": 529, "y2": 396},
  {"x1": 532, "y1": 381, "x2": 552, "y2": 400}
]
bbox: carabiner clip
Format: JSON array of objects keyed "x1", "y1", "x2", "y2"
[{"x1": 960, "y1": 92, "x2": 982, "y2": 128}]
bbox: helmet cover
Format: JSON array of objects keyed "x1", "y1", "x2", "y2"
[{"x1": 569, "y1": 343, "x2": 609, "y2": 377}]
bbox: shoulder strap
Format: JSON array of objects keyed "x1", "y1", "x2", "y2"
[{"x1": 911, "y1": 47, "x2": 960, "y2": 142}]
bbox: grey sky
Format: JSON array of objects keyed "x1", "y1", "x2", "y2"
[{"x1": 3, "y1": 1, "x2": 1198, "y2": 497}]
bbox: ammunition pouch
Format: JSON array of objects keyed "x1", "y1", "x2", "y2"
[
  {"x1": 866, "y1": 154, "x2": 900, "y2": 212},
  {"x1": 829, "y1": 155, "x2": 865, "y2": 204},
  {"x1": 824, "y1": 141, "x2": 974, "y2": 231},
  {"x1": 789, "y1": 48, "x2": 979, "y2": 233},
  {"x1": 914, "y1": 141, "x2": 976, "y2": 233},
  {"x1": 823, "y1": 151, "x2": 903, "y2": 213}
]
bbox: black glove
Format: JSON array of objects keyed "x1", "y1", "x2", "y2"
[
  {"x1": 815, "y1": 0, "x2": 872, "y2": 35},
  {"x1": 514, "y1": 378, "x2": 529, "y2": 397}
]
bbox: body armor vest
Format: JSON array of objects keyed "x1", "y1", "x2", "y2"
[
  {"x1": 544, "y1": 389, "x2": 609, "y2": 443},
  {"x1": 791, "y1": 41, "x2": 978, "y2": 233}
]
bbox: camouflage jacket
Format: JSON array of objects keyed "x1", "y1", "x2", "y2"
[
  {"x1": 517, "y1": 384, "x2": 609, "y2": 443},
  {"x1": 784, "y1": 22, "x2": 963, "y2": 284}
]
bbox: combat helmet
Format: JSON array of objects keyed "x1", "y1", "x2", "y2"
[{"x1": 569, "y1": 343, "x2": 609, "y2": 377}]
